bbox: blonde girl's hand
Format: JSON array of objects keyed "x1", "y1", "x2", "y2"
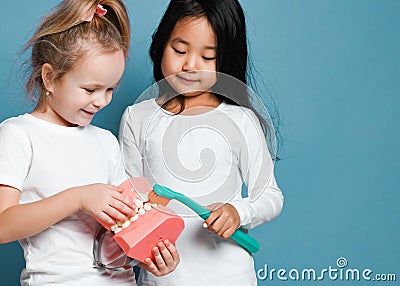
[
  {"x1": 138, "y1": 240, "x2": 180, "y2": 276},
  {"x1": 74, "y1": 183, "x2": 135, "y2": 225},
  {"x1": 204, "y1": 203, "x2": 241, "y2": 238}
]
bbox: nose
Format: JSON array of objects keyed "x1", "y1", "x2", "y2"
[
  {"x1": 182, "y1": 54, "x2": 198, "y2": 72},
  {"x1": 92, "y1": 91, "x2": 110, "y2": 109}
]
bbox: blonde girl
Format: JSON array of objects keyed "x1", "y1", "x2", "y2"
[{"x1": 0, "y1": 1, "x2": 179, "y2": 285}]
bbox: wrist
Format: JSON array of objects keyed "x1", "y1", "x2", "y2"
[
  {"x1": 227, "y1": 201, "x2": 245, "y2": 227},
  {"x1": 63, "y1": 186, "x2": 82, "y2": 213}
]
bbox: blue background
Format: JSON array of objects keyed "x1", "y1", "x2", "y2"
[{"x1": 1, "y1": 1, "x2": 399, "y2": 285}]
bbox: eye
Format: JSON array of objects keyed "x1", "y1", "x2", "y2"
[
  {"x1": 173, "y1": 47, "x2": 186, "y2": 55},
  {"x1": 106, "y1": 87, "x2": 114, "y2": 92},
  {"x1": 84, "y1": 88, "x2": 95, "y2": 94},
  {"x1": 202, "y1": 56, "x2": 216, "y2": 61}
]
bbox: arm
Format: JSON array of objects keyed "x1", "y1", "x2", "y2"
[
  {"x1": 119, "y1": 107, "x2": 144, "y2": 177},
  {"x1": 229, "y1": 176, "x2": 283, "y2": 229},
  {"x1": 0, "y1": 121, "x2": 135, "y2": 244},
  {"x1": 0, "y1": 184, "x2": 79, "y2": 243},
  {"x1": 205, "y1": 110, "x2": 284, "y2": 236},
  {"x1": 0, "y1": 183, "x2": 135, "y2": 244},
  {"x1": 227, "y1": 110, "x2": 284, "y2": 229}
]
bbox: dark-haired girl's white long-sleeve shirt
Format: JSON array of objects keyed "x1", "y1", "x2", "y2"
[{"x1": 119, "y1": 99, "x2": 283, "y2": 286}]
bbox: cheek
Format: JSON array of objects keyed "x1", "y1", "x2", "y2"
[
  {"x1": 203, "y1": 69, "x2": 217, "y2": 85},
  {"x1": 207, "y1": 61, "x2": 217, "y2": 72},
  {"x1": 211, "y1": 72, "x2": 217, "y2": 85},
  {"x1": 106, "y1": 93, "x2": 113, "y2": 105},
  {"x1": 208, "y1": 63, "x2": 217, "y2": 84},
  {"x1": 161, "y1": 57, "x2": 170, "y2": 78},
  {"x1": 161, "y1": 50, "x2": 178, "y2": 78}
]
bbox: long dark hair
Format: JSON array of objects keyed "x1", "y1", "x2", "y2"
[{"x1": 150, "y1": 0, "x2": 281, "y2": 158}]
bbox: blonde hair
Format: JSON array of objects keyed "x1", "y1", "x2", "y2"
[{"x1": 24, "y1": 0, "x2": 130, "y2": 108}]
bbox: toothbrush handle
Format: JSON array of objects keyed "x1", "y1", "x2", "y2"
[
  {"x1": 175, "y1": 195, "x2": 211, "y2": 220},
  {"x1": 230, "y1": 228, "x2": 260, "y2": 253},
  {"x1": 175, "y1": 195, "x2": 260, "y2": 253}
]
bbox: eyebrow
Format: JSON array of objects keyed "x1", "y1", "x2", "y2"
[
  {"x1": 171, "y1": 37, "x2": 216, "y2": 50},
  {"x1": 83, "y1": 80, "x2": 121, "y2": 88}
]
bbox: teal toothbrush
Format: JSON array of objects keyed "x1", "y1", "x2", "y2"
[{"x1": 153, "y1": 184, "x2": 260, "y2": 253}]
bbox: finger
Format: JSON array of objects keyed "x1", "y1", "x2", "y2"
[
  {"x1": 153, "y1": 246, "x2": 167, "y2": 272},
  {"x1": 217, "y1": 214, "x2": 238, "y2": 237},
  {"x1": 95, "y1": 211, "x2": 116, "y2": 225},
  {"x1": 104, "y1": 205, "x2": 128, "y2": 223},
  {"x1": 215, "y1": 220, "x2": 230, "y2": 237},
  {"x1": 109, "y1": 197, "x2": 135, "y2": 217},
  {"x1": 164, "y1": 240, "x2": 180, "y2": 265},
  {"x1": 142, "y1": 258, "x2": 160, "y2": 276},
  {"x1": 206, "y1": 211, "x2": 228, "y2": 234},
  {"x1": 112, "y1": 191, "x2": 134, "y2": 208},
  {"x1": 106, "y1": 184, "x2": 124, "y2": 193},
  {"x1": 204, "y1": 208, "x2": 221, "y2": 228},
  {"x1": 221, "y1": 226, "x2": 236, "y2": 239},
  {"x1": 157, "y1": 242, "x2": 174, "y2": 268}
]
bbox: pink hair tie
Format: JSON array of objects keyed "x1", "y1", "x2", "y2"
[{"x1": 81, "y1": 4, "x2": 107, "y2": 22}]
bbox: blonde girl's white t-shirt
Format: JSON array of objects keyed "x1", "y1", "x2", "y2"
[
  {"x1": 119, "y1": 99, "x2": 284, "y2": 286},
  {"x1": 0, "y1": 114, "x2": 135, "y2": 286}
]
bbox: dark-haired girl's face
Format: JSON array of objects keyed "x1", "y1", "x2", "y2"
[{"x1": 161, "y1": 17, "x2": 217, "y2": 98}]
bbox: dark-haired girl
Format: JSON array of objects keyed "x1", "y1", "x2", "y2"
[{"x1": 119, "y1": 1, "x2": 283, "y2": 285}]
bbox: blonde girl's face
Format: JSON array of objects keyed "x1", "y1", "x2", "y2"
[
  {"x1": 40, "y1": 49, "x2": 125, "y2": 127},
  {"x1": 161, "y1": 16, "x2": 217, "y2": 98}
]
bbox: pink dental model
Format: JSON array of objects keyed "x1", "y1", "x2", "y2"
[{"x1": 94, "y1": 177, "x2": 184, "y2": 264}]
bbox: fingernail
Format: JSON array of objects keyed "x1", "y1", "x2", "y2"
[{"x1": 203, "y1": 222, "x2": 208, "y2": 228}]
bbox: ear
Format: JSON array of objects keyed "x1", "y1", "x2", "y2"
[{"x1": 41, "y1": 63, "x2": 55, "y2": 93}]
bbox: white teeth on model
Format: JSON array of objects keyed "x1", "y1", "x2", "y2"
[
  {"x1": 138, "y1": 208, "x2": 146, "y2": 216},
  {"x1": 121, "y1": 220, "x2": 131, "y2": 229},
  {"x1": 134, "y1": 199, "x2": 143, "y2": 208},
  {"x1": 129, "y1": 214, "x2": 139, "y2": 222},
  {"x1": 109, "y1": 197, "x2": 158, "y2": 234}
]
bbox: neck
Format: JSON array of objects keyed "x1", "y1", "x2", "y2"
[{"x1": 158, "y1": 92, "x2": 221, "y2": 114}]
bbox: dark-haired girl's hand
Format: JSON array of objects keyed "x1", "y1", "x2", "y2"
[
  {"x1": 138, "y1": 240, "x2": 180, "y2": 276},
  {"x1": 204, "y1": 203, "x2": 241, "y2": 238}
]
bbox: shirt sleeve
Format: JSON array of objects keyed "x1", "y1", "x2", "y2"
[
  {"x1": 0, "y1": 121, "x2": 32, "y2": 191},
  {"x1": 109, "y1": 132, "x2": 129, "y2": 187},
  {"x1": 118, "y1": 107, "x2": 145, "y2": 177},
  {"x1": 229, "y1": 110, "x2": 284, "y2": 229}
]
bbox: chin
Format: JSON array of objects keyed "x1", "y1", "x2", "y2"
[
  {"x1": 181, "y1": 90, "x2": 212, "y2": 98},
  {"x1": 69, "y1": 119, "x2": 90, "y2": 127}
]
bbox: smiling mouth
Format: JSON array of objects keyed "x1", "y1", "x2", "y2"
[
  {"x1": 176, "y1": 75, "x2": 200, "y2": 84},
  {"x1": 82, "y1": 110, "x2": 96, "y2": 116}
]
